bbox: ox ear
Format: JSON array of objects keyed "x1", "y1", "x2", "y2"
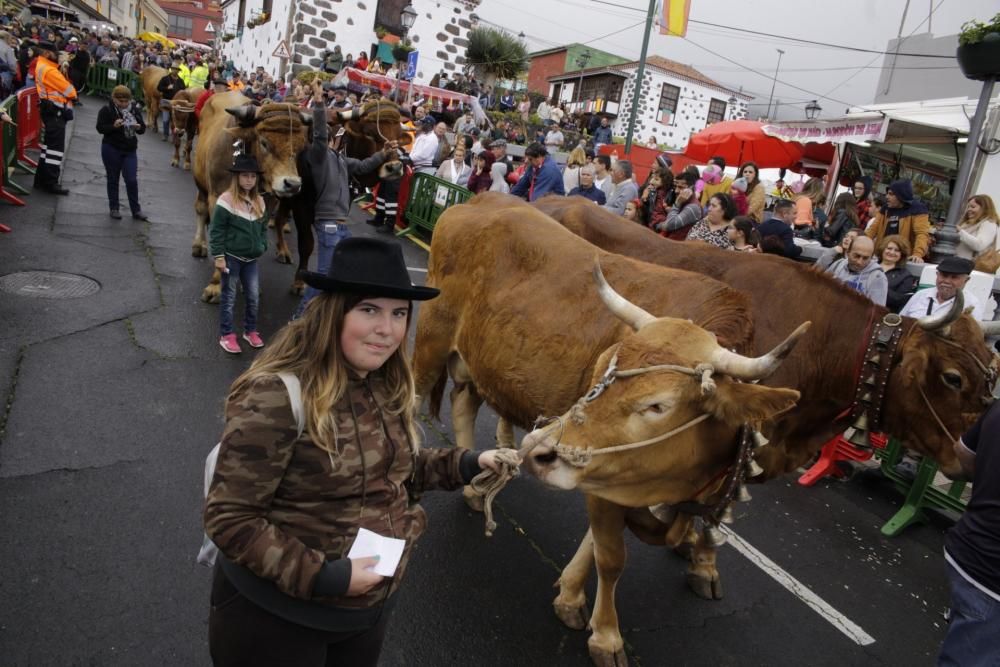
[{"x1": 703, "y1": 382, "x2": 800, "y2": 426}]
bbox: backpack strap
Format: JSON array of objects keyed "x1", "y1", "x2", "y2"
[{"x1": 276, "y1": 372, "x2": 305, "y2": 439}]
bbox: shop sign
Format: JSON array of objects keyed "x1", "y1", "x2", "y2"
[{"x1": 762, "y1": 116, "x2": 889, "y2": 144}]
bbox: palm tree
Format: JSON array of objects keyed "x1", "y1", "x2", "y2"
[{"x1": 465, "y1": 27, "x2": 528, "y2": 89}]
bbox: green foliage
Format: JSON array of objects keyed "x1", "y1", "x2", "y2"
[
  {"x1": 959, "y1": 13, "x2": 1000, "y2": 46},
  {"x1": 375, "y1": 25, "x2": 388, "y2": 38},
  {"x1": 296, "y1": 71, "x2": 333, "y2": 85},
  {"x1": 465, "y1": 27, "x2": 529, "y2": 81}
]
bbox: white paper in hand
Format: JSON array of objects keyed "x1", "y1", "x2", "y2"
[{"x1": 346, "y1": 528, "x2": 406, "y2": 577}]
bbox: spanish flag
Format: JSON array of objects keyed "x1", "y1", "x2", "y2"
[{"x1": 658, "y1": 0, "x2": 691, "y2": 38}]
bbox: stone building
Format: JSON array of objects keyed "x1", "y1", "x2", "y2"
[
  {"x1": 548, "y1": 55, "x2": 752, "y2": 150},
  {"x1": 218, "y1": 0, "x2": 481, "y2": 82}
]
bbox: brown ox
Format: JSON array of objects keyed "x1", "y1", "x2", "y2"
[
  {"x1": 139, "y1": 66, "x2": 167, "y2": 134},
  {"x1": 536, "y1": 196, "x2": 999, "y2": 479},
  {"x1": 169, "y1": 87, "x2": 201, "y2": 170},
  {"x1": 271, "y1": 99, "x2": 413, "y2": 293},
  {"x1": 412, "y1": 194, "x2": 805, "y2": 667},
  {"x1": 192, "y1": 92, "x2": 310, "y2": 302}
]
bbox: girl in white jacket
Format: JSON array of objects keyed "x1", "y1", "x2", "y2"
[{"x1": 956, "y1": 194, "x2": 998, "y2": 261}]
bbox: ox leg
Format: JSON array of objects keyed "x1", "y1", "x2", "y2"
[
  {"x1": 553, "y1": 528, "x2": 594, "y2": 631},
  {"x1": 586, "y1": 495, "x2": 629, "y2": 667},
  {"x1": 448, "y1": 354, "x2": 485, "y2": 512},
  {"x1": 201, "y1": 267, "x2": 222, "y2": 304},
  {"x1": 495, "y1": 418, "x2": 515, "y2": 449},
  {"x1": 685, "y1": 523, "x2": 723, "y2": 601},
  {"x1": 184, "y1": 134, "x2": 194, "y2": 171},
  {"x1": 272, "y1": 201, "x2": 293, "y2": 266},
  {"x1": 193, "y1": 190, "x2": 209, "y2": 258},
  {"x1": 171, "y1": 131, "x2": 180, "y2": 168}
]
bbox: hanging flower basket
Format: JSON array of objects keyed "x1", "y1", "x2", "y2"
[{"x1": 957, "y1": 35, "x2": 1000, "y2": 81}]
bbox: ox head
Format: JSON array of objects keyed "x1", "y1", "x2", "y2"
[
  {"x1": 883, "y1": 293, "x2": 1000, "y2": 478},
  {"x1": 522, "y1": 262, "x2": 806, "y2": 505},
  {"x1": 330, "y1": 100, "x2": 412, "y2": 161},
  {"x1": 170, "y1": 95, "x2": 197, "y2": 137},
  {"x1": 226, "y1": 103, "x2": 312, "y2": 197}
]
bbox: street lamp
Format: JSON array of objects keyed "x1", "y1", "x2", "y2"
[
  {"x1": 765, "y1": 48, "x2": 784, "y2": 120},
  {"x1": 574, "y1": 49, "x2": 591, "y2": 111},
  {"x1": 397, "y1": 3, "x2": 417, "y2": 100},
  {"x1": 728, "y1": 94, "x2": 737, "y2": 119},
  {"x1": 805, "y1": 99, "x2": 822, "y2": 120},
  {"x1": 469, "y1": 12, "x2": 479, "y2": 26}
]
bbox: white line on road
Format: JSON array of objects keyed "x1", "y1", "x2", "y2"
[
  {"x1": 407, "y1": 267, "x2": 428, "y2": 273},
  {"x1": 721, "y1": 525, "x2": 876, "y2": 646}
]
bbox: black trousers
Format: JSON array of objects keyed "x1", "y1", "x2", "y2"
[
  {"x1": 208, "y1": 565, "x2": 390, "y2": 667},
  {"x1": 34, "y1": 107, "x2": 66, "y2": 189}
]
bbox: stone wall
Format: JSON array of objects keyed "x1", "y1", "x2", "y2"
[
  {"x1": 614, "y1": 66, "x2": 750, "y2": 151},
  {"x1": 221, "y1": 0, "x2": 479, "y2": 82}
]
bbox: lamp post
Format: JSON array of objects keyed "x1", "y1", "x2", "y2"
[
  {"x1": 765, "y1": 48, "x2": 784, "y2": 120},
  {"x1": 398, "y1": 2, "x2": 417, "y2": 103},
  {"x1": 575, "y1": 48, "x2": 591, "y2": 113},
  {"x1": 727, "y1": 94, "x2": 737, "y2": 120},
  {"x1": 805, "y1": 99, "x2": 822, "y2": 120}
]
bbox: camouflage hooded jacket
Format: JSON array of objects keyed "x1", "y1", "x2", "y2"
[{"x1": 204, "y1": 372, "x2": 471, "y2": 610}]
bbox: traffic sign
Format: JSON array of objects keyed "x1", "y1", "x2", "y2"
[
  {"x1": 406, "y1": 50, "x2": 418, "y2": 79},
  {"x1": 204, "y1": 22, "x2": 215, "y2": 33},
  {"x1": 272, "y1": 40, "x2": 291, "y2": 59}
]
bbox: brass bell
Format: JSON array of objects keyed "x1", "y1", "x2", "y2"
[
  {"x1": 702, "y1": 523, "x2": 728, "y2": 547},
  {"x1": 867, "y1": 351, "x2": 881, "y2": 365},
  {"x1": 648, "y1": 502, "x2": 676, "y2": 525},
  {"x1": 747, "y1": 457, "x2": 765, "y2": 477},
  {"x1": 736, "y1": 483, "x2": 752, "y2": 502},
  {"x1": 864, "y1": 373, "x2": 877, "y2": 387},
  {"x1": 851, "y1": 411, "x2": 870, "y2": 432},
  {"x1": 859, "y1": 390, "x2": 873, "y2": 404},
  {"x1": 720, "y1": 505, "x2": 735, "y2": 524},
  {"x1": 846, "y1": 427, "x2": 871, "y2": 448},
  {"x1": 752, "y1": 430, "x2": 769, "y2": 449}
]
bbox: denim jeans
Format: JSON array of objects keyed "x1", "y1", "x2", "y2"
[
  {"x1": 160, "y1": 109, "x2": 171, "y2": 135},
  {"x1": 938, "y1": 560, "x2": 1000, "y2": 666},
  {"x1": 293, "y1": 221, "x2": 351, "y2": 319},
  {"x1": 219, "y1": 256, "x2": 260, "y2": 336},
  {"x1": 101, "y1": 143, "x2": 140, "y2": 213}
]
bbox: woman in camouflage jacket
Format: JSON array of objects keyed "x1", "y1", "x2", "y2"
[{"x1": 205, "y1": 237, "x2": 505, "y2": 666}]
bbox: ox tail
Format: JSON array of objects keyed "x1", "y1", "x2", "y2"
[{"x1": 427, "y1": 366, "x2": 449, "y2": 421}]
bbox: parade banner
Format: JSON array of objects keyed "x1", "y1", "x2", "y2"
[
  {"x1": 761, "y1": 115, "x2": 890, "y2": 145},
  {"x1": 337, "y1": 68, "x2": 473, "y2": 105}
]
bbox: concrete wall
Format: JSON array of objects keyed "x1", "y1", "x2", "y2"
[
  {"x1": 220, "y1": 0, "x2": 476, "y2": 82},
  {"x1": 613, "y1": 65, "x2": 749, "y2": 150},
  {"x1": 874, "y1": 33, "x2": 982, "y2": 104}
]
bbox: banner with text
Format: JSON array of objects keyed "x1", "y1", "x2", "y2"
[{"x1": 761, "y1": 116, "x2": 889, "y2": 145}]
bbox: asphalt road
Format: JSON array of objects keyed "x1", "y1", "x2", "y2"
[{"x1": 0, "y1": 96, "x2": 956, "y2": 666}]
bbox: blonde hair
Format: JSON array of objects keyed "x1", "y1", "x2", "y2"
[
  {"x1": 566, "y1": 146, "x2": 588, "y2": 169},
  {"x1": 961, "y1": 194, "x2": 998, "y2": 228},
  {"x1": 226, "y1": 171, "x2": 265, "y2": 217},
  {"x1": 229, "y1": 292, "x2": 419, "y2": 456}
]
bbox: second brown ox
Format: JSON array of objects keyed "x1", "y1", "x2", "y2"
[{"x1": 413, "y1": 194, "x2": 808, "y2": 667}]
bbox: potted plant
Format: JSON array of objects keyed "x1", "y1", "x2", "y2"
[
  {"x1": 392, "y1": 40, "x2": 414, "y2": 63},
  {"x1": 375, "y1": 25, "x2": 388, "y2": 39},
  {"x1": 957, "y1": 13, "x2": 1000, "y2": 81}
]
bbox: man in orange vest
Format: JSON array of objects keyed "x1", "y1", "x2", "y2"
[{"x1": 33, "y1": 41, "x2": 77, "y2": 195}]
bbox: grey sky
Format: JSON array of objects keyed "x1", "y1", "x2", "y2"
[{"x1": 474, "y1": 0, "x2": 996, "y2": 119}]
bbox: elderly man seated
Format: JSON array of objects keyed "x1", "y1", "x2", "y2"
[
  {"x1": 815, "y1": 235, "x2": 887, "y2": 306},
  {"x1": 900, "y1": 256, "x2": 986, "y2": 321}
]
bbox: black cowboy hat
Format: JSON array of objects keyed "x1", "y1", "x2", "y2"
[
  {"x1": 228, "y1": 154, "x2": 264, "y2": 174},
  {"x1": 937, "y1": 256, "x2": 974, "y2": 276},
  {"x1": 301, "y1": 237, "x2": 440, "y2": 301}
]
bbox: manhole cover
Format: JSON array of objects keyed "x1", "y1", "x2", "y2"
[{"x1": 0, "y1": 271, "x2": 101, "y2": 299}]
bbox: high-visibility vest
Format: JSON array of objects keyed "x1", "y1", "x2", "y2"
[
  {"x1": 189, "y1": 65, "x2": 209, "y2": 90},
  {"x1": 35, "y1": 56, "x2": 77, "y2": 108},
  {"x1": 178, "y1": 63, "x2": 192, "y2": 87}
]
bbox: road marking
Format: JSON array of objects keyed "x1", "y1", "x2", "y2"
[
  {"x1": 407, "y1": 267, "x2": 428, "y2": 273},
  {"x1": 405, "y1": 236, "x2": 431, "y2": 252},
  {"x1": 721, "y1": 526, "x2": 876, "y2": 646}
]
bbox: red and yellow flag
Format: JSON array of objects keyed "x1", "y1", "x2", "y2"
[{"x1": 658, "y1": 0, "x2": 691, "y2": 38}]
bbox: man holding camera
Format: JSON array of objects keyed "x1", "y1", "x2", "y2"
[{"x1": 33, "y1": 41, "x2": 77, "y2": 195}]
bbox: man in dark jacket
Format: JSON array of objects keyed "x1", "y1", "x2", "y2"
[
  {"x1": 593, "y1": 116, "x2": 613, "y2": 146},
  {"x1": 865, "y1": 179, "x2": 930, "y2": 263},
  {"x1": 567, "y1": 165, "x2": 606, "y2": 205},
  {"x1": 510, "y1": 143, "x2": 565, "y2": 202},
  {"x1": 156, "y1": 62, "x2": 185, "y2": 140},
  {"x1": 757, "y1": 200, "x2": 802, "y2": 259}
]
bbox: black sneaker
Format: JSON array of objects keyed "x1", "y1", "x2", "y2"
[
  {"x1": 43, "y1": 186, "x2": 70, "y2": 195},
  {"x1": 131, "y1": 211, "x2": 148, "y2": 221},
  {"x1": 109, "y1": 210, "x2": 122, "y2": 219}
]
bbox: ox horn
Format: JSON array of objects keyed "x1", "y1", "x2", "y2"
[
  {"x1": 978, "y1": 319, "x2": 1000, "y2": 337},
  {"x1": 711, "y1": 321, "x2": 812, "y2": 381},
  {"x1": 225, "y1": 104, "x2": 257, "y2": 125},
  {"x1": 338, "y1": 108, "x2": 362, "y2": 121},
  {"x1": 592, "y1": 258, "x2": 656, "y2": 331},
  {"x1": 918, "y1": 290, "x2": 964, "y2": 334},
  {"x1": 299, "y1": 111, "x2": 313, "y2": 125}
]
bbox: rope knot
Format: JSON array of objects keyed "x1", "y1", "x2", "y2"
[
  {"x1": 694, "y1": 363, "x2": 716, "y2": 395},
  {"x1": 569, "y1": 398, "x2": 587, "y2": 425},
  {"x1": 468, "y1": 449, "x2": 523, "y2": 537}
]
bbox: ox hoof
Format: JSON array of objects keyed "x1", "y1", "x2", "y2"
[
  {"x1": 553, "y1": 600, "x2": 589, "y2": 631},
  {"x1": 462, "y1": 486, "x2": 485, "y2": 513},
  {"x1": 171, "y1": 160, "x2": 178, "y2": 168},
  {"x1": 290, "y1": 282, "x2": 305, "y2": 296},
  {"x1": 267, "y1": 220, "x2": 276, "y2": 229},
  {"x1": 685, "y1": 572, "x2": 723, "y2": 600},
  {"x1": 275, "y1": 251, "x2": 292, "y2": 265},
  {"x1": 282, "y1": 223, "x2": 291, "y2": 233},
  {"x1": 588, "y1": 642, "x2": 628, "y2": 667},
  {"x1": 672, "y1": 542, "x2": 694, "y2": 561},
  {"x1": 192, "y1": 245, "x2": 208, "y2": 258}
]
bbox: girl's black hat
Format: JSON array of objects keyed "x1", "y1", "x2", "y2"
[
  {"x1": 228, "y1": 154, "x2": 263, "y2": 174},
  {"x1": 301, "y1": 237, "x2": 440, "y2": 301}
]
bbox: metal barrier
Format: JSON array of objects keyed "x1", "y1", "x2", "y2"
[
  {"x1": 397, "y1": 172, "x2": 472, "y2": 239},
  {"x1": 0, "y1": 94, "x2": 28, "y2": 208},
  {"x1": 15, "y1": 87, "x2": 40, "y2": 173},
  {"x1": 85, "y1": 64, "x2": 145, "y2": 102}
]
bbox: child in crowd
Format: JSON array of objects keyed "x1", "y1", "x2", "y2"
[
  {"x1": 209, "y1": 154, "x2": 269, "y2": 354},
  {"x1": 623, "y1": 198, "x2": 642, "y2": 223},
  {"x1": 730, "y1": 177, "x2": 749, "y2": 216}
]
